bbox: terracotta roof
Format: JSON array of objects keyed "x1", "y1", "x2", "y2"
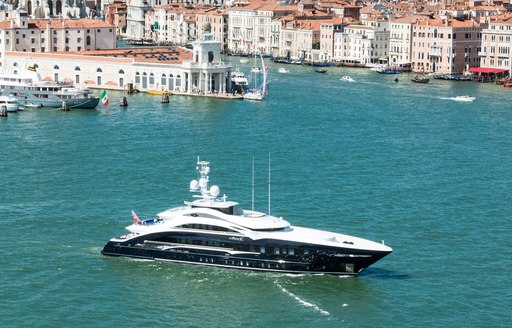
[{"x1": 63, "y1": 47, "x2": 193, "y2": 64}]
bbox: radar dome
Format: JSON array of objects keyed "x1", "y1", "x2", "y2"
[
  {"x1": 199, "y1": 178, "x2": 208, "y2": 188},
  {"x1": 210, "y1": 185, "x2": 220, "y2": 197},
  {"x1": 190, "y1": 180, "x2": 199, "y2": 191}
]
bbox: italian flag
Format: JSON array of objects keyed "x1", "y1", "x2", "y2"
[{"x1": 100, "y1": 90, "x2": 110, "y2": 108}]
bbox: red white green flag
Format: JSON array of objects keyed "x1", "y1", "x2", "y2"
[{"x1": 99, "y1": 90, "x2": 109, "y2": 108}]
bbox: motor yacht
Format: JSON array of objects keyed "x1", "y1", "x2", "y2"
[
  {"x1": 101, "y1": 158, "x2": 392, "y2": 275},
  {"x1": 340, "y1": 76, "x2": 355, "y2": 82},
  {"x1": 0, "y1": 94, "x2": 20, "y2": 112},
  {"x1": 0, "y1": 67, "x2": 99, "y2": 109}
]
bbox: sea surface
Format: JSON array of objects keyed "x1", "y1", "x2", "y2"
[{"x1": 1, "y1": 62, "x2": 511, "y2": 327}]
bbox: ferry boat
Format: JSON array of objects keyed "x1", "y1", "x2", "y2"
[
  {"x1": 0, "y1": 67, "x2": 99, "y2": 109},
  {"x1": 101, "y1": 158, "x2": 393, "y2": 275}
]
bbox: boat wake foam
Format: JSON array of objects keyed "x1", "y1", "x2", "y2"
[{"x1": 274, "y1": 280, "x2": 330, "y2": 316}]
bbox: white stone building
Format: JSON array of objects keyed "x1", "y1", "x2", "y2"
[
  {"x1": 479, "y1": 14, "x2": 512, "y2": 72},
  {"x1": 2, "y1": 34, "x2": 234, "y2": 95}
]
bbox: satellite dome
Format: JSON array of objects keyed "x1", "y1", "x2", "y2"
[
  {"x1": 210, "y1": 185, "x2": 220, "y2": 197},
  {"x1": 190, "y1": 180, "x2": 199, "y2": 191}
]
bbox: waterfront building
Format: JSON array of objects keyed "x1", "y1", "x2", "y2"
[
  {"x1": 227, "y1": 1, "x2": 296, "y2": 56},
  {"x1": 319, "y1": 18, "x2": 348, "y2": 62},
  {"x1": 411, "y1": 17, "x2": 484, "y2": 74},
  {"x1": 479, "y1": 13, "x2": 512, "y2": 72},
  {"x1": 361, "y1": 17, "x2": 390, "y2": 65},
  {"x1": 279, "y1": 19, "x2": 321, "y2": 61},
  {"x1": 389, "y1": 15, "x2": 425, "y2": 67},
  {"x1": 2, "y1": 34, "x2": 233, "y2": 95}
]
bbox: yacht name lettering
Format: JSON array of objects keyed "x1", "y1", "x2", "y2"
[{"x1": 229, "y1": 236, "x2": 244, "y2": 241}]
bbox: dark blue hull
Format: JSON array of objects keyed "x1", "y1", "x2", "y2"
[{"x1": 101, "y1": 232, "x2": 391, "y2": 275}]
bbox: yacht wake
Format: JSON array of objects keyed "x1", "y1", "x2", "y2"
[{"x1": 274, "y1": 281, "x2": 330, "y2": 316}]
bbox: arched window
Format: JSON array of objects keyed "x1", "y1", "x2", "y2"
[
  {"x1": 149, "y1": 73, "x2": 155, "y2": 85},
  {"x1": 33, "y1": 64, "x2": 39, "y2": 68},
  {"x1": 96, "y1": 68, "x2": 102, "y2": 73},
  {"x1": 13, "y1": 62, "x2": 18, "y2": 67},
  {"x1": 75, "y1": 66, "x2": 81, "y2": 71},
  {"x1": 161, "y1": 74, "x2": 166, "y2": 87},
  {"x1": 54, "y1": 65, "x2": 59, "y2": 69},
  {"x1": 118, "y1": 69, "x2": 125, "y2": 74},
  {"x1": 135, "y1": 72, "x2": 140, "y2": 84}
]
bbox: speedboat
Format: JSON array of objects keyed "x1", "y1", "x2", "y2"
[
  {"x1": 0, "y1": 94, "x2": 20, "y2": 112},
  {"x1": 453, "y1": 95, "x2": 476, "y2": 102},
  {"x1": 101, "y1": 158, "x2": 392, "y2": 275},
  {"x1": 341, "y1": 76, "x2": 355, "y2": 82},
  {"x1": 278, "y1": 67, "x2": 289, "y2": 74}
]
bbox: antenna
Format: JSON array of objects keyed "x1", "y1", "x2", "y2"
[
  {"x1": 268, "y1": 153, "x2": 271, "y2": 215},
  {"x1": 252, "y1": 156, "x2": 255, "y2": 212}
]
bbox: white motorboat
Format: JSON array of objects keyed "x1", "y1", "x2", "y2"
[
  {"x1": 0, "y1": 94, "x2": 20, "y2": 112},
  {"x1": 102, "y1": 157, "x2": 393, "y2": 275},
  {"x1": 278, "y1": 67, "x2": 289, "y2": 74},
  {"x1": 0, "y1": 67, "x2": 99, "y2": 109},
  {"x1": 341, "y1": 76, "x2": 355, "y2": 82},
  {"x1": 453, "y1": 95, "x2": 476, "y2": 102},
  {"x1": 230, "y1": 68, "x2": 249, "y2": 94}
]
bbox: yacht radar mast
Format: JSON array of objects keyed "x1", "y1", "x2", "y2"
[{"x1": 189, "y1": 156, "x2": 221, "y2": 201}]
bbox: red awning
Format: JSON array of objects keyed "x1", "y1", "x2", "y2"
[{"x1": 468, "y1": 67, "x2": 508, "y2": 74}]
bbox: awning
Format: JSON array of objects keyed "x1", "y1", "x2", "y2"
[{"x1": 468, "y1": 67, "x2": 508, "y2": 74}]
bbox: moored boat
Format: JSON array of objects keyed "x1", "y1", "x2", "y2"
[
  {"x1": 0, "y1": 94, "x2": 20, "y2": 112},
  {"x1": 101, "y1": 157, "x2": 392, "y2": 275},
  {"x1": 0, "y1": 67, "x2": 99, "y2": 109}
]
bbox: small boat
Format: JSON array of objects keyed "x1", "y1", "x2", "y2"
[
  {"x1": 340, "y1": 76, "x2": 355, "y2": 82},
  {"x1": 251, "y1": 66, "x2": 262, "y2": 73},
  {"x1": 147, "y1": 90, "x2": 172, "y2": 96},
  {"x1": 453, "y1": 95, "x2": 476, "y2": 102},
  {"x1": 24, "y1": 102, "x2": 43, "y2": 108},
  {"x1": 278, "y1": 67, "x2": 289, "y2": 74},
  {"x1": 0, "y1": 94, "x2": 20, "y2": 112},
  {"x1": 377, "y1": 68, "x2": 401, "y2": 74},
  {"x1": 411, "y1": 75, "x2": 430, "y2": 83},
  {"x1": 240, "y1": 59, "x2": 249, "y2": 64},
  {"x1": 101, "y1": 157, "x2": 393, "y2": 275},
  {"x1": 314, "y1": 67, "x2": 327, "y2": 73}
]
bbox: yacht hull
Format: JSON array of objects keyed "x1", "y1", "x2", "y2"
[{"x1": 101, "y1": 233, "x2": 391, "y2": 275}]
